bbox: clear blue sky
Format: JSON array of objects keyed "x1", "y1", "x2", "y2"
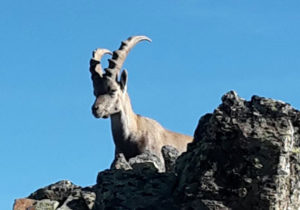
[{"x1": 1, "y1": 1, "x2": 300, "y2": 209}]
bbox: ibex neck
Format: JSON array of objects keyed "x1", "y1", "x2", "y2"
[{"x1": 110, "y1": 93, "x2": 137, "y2": 141}]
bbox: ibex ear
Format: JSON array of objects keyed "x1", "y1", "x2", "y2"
[{"x1": 120, "y1": 69, "x2": 128, "y2": 92}]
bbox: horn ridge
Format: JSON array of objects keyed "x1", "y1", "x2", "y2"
[
  {"x1": 106, "y1": 35, "x2": 151, "y2": 77},
  {"x1": 90, "y1": 48, "x2": 112, "y2": 94},
  {"x1": 90, "y1": 48, "x2": 112, "y2": 77}
]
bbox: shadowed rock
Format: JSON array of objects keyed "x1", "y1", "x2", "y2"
[
  {"x1": 175, "y1": 91, "x2": 300, "y2": 209},
  {"x1": 162, "y1": 145, "x2": 180, "y2": 173}
]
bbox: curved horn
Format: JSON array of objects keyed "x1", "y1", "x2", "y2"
[
  {"x1": 90, "y1": 49, "x2": 112, "y2": 95},
  {"x1": 90, "y1": 48, "x2": 112, "y2": 77},
  {"x1": 105, "y1": 35, "x2": 151, "y2": 78}
]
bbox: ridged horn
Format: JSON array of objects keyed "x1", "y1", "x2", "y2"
[
  {"x1": 105, "y1": 35, "x2": 151, "y2": 78},
  {"x1": 90, "y1": 49, "x2": 112, "y2": 95},
  {"x1": 90, "y1": 48, "x2": 112, "y2": 77}
]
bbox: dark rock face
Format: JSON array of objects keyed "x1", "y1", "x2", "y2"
[
  {"x1": 95, "y1": 166, "x2": 177, "y2": 209},
  {"x1": 97, "y1": 149, "x2": 177, "y2": 209},
  {"x1": 175, "y1": 91, "x2": 300, "y2": 209},
  {"x1": 14, "y1": 91, "x2": 300, "y2": 210}
]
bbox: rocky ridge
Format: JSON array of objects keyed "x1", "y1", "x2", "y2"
[{"x1": 14, "y1": 91, "x2": 300, "y2": 210}]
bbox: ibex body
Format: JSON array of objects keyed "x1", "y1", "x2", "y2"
[{"x1": 90, "y1": 36, "x2": 193, "y2": 168}]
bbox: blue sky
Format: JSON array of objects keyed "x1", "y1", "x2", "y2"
[{"x1": 1, "y1": 1, "x2": 300, "y2": 209}]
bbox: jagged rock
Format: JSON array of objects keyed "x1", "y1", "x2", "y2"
[
  {"x1": 28, "y1": 180, "x2": 94, "y2": 210},
  {"x1": 15, "y1": 91, "x2": 300, "y2": 210},
  {"x1": 110, "y1": 153, "x2": 132, "y2": 170},
  {"x1": 81, "y1": 187, "x2": 96, "y2": 210},
  {"x1": 28, "y1": 180, "x2": 81, "y2": 203},
  {"x1": 56, "y1": 189, "x2": 88, "y2": 210},
  {"x1": 162, "y1": 145, "x2": 180, "y2": 173},
  {"x1": 111, "y1": 150, "x2": 165, "y2": 172},
  {"x1": 94, "y1": 166, "x2": 177, "y2": 209},
  {"x1": 30, "y1": 199, "x2": 59, "y2": 210},
  {"x1": 128, "y1": 150, "x2": 164, "y2": 172},
  {"x1": 175, "y1": 91, "x2": 300, "y2": 209},
  {"x1": 13, "y1": 198, "x2": 60, "y2": 210}
]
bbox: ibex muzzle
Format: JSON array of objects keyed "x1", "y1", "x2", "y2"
[{"x1": 90, "y1": 36, "x2": 193, "y2": 171}]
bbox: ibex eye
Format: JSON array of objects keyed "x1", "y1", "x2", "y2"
[
  {"x1": 108, "y1": 89, "x2": 117, "y2": 96},
  {"x1": 107, "y1": 87, "x2": 112, "y2": 92}
]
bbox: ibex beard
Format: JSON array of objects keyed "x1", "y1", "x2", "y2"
[{"x1": 90, "y1": 36, "x2": 193, "y2": 171}]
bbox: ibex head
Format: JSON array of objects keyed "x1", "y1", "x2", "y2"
[{"x1": 90, "y1": 36, "x2": 151, "y2": 119}]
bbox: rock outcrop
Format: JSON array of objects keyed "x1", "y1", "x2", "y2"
[
  {"x1": 14, "y1": 91, "x2": 300, "y2": 210},
  {"x1": 175, "y1": 91, "x2": 300, "y2": 209}
]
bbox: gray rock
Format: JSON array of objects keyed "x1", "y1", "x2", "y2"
[
  {"x1": 111, "y1": 150, "x2": 165, "y2": 172},
  {"x1": 28, "y1": 180, "x2": 94, "y2": 210},
  {"x1": 28, "y1": 180, "x2": 81, "y2": 203},
  {"x1": 29, "y1": 199, "x2": 59, "y2": 210},
  {"x1": 81, "y1": 187, "x2": 96, "y2": 210},
  {"x1": 128, "y1": 150, "x2": 164, "y2": 172},
  {"x1": 110, "y1": 153, "x2": 132, "y2": 170},
  {"x1": 94, "y1": 165, "x2": 177, "y2": 209},
  {"x1": 175, "y1": 90, "x2": 300, "y2": 209},
  {"x1": 56, "y1": 188, "x2": 89, "y2": 210},
  {"x1": 162, "y1": 145, "x2": 180, "y2": 173}
]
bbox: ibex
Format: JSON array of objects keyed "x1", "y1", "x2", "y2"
[{"x1": 89, "y1": 36, "x2": 193, "y2": 169}]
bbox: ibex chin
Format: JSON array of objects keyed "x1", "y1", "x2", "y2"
[{"x1": 89, "y1": 36, "x2": 193, "y2": 169}]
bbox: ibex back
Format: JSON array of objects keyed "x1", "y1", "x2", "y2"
[{"x1": 89, "y1": 36, "x2": 193, "y2": 169}]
